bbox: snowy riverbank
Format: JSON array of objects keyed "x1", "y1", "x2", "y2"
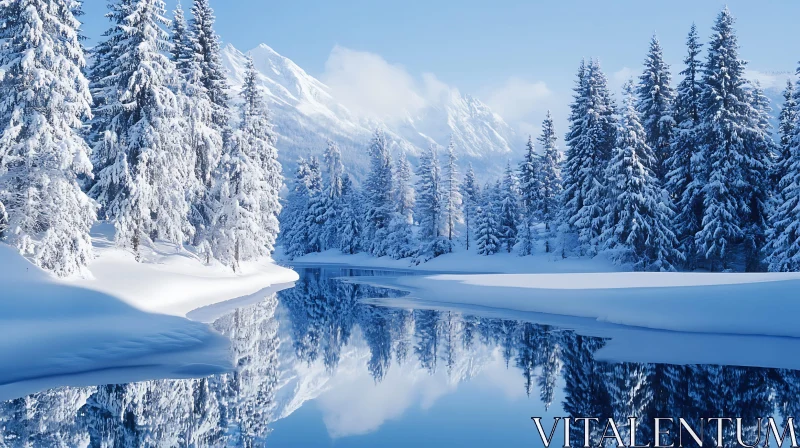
[
  {"x1": 0, "y1": 225, "x2": 298, "y2": 401},
  {"x1": 362, "y1": 271, "x2": 800, "y2": 339}
]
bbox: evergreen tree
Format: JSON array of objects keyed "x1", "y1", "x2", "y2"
[
  {"x1": 171, "y1": 3, "x2": 223, "y2": 248},
  {"x1": 363, "y1": 129, "x2": 395, "y2": 256},
  {"x1": 210, "y1": 57, "x2": 282, "y2": 270},
  {"x1": 475, "y1": 205, "x2": 500, "y2": 256},
  {"x1": 562, "y1": 59, "x2": 616, "y2": 255},
  {"x1": 305, "y1": 156, "x2": 324, "y2": 253},
  {"x1": 601, "y1": 81, "x2": 682, "y2": 271},
  {"x1": 337, "y1": 174, "x2": 362, "y2": 254},
  {"x1": 518, "y1": 136, "x2": 540, "y2": 256},
  {"x1": 498, "y1": 162, "x2": 519, "y2": 253},
  {"x1": 394, "y1": 151, "x2": 415, "y2": 225},
  {"x1": 637, "y1": 35, "x2": 675, "y2": 181},
  {"x1": 0, "y1": 0, "x2": 96, "y2": 276},
  {"x1": 538, "y1": 112, "x2": 563, "y2": 252},
  {"x1": 774, "y1": 80, "x2": 797, "y2": 192},
  {"x1": 766, "y1": 73, "x2": 800, "y2": 271},
  {"x1": 695, "y1": 8, "x2": 759, "y2": 270},
  {"x1": 741, "y1": 82, "x2": 775, "y2": 270},
  {"x1": 461, "y1": 164, "x2": 480, "y2": 251},
  {"x1": 322, "y1": 140, "x2": 345, "y2": 249},
  {"x1": 189, "y1": 0, "x2": 230, "y2": 130},
  {"x1": 443, "y1": 140, "x2": 463, "y2": 245},
  {"x1": 665, "y1": 24, "x2": 704, "y2": 265},
  {"x1": 89, "y1": 0, "x2": 190, "y2": 258},
  {"x1": 415, "y1": 144, "x2": 448, "y2": 260},
  {"x1": 281, "y1": 158, "x2": 313, "y2": 259}
]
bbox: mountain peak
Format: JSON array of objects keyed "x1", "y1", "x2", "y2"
[{"x1": 221, "y1": 43, "x2": 520, "y2": 180}]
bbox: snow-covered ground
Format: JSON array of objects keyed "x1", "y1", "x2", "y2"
[
  {"x1": 362, "y1": 271, "x2": 800, "y2": 338},
  {"x1": 0, "y1": 224, "x2": 298, "y2": 401},
  {"x1": 70, "y1": 224, "x2": 299, "y2": 316}
]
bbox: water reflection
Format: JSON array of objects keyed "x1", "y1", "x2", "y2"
[{"x1": 0, "y1": 267, "x2": 797, "y2": 447}]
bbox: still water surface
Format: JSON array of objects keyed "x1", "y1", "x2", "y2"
[{"x1": 0, "y1": 267, "x2": 794, "y2": 447}]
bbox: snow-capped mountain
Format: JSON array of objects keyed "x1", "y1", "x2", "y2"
[{"x1": 221, "y1": 44, "x2": 520, "y2": 180}]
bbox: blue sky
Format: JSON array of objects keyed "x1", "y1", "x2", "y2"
[{"x1": 80, "y1": 1, "x2": 800, "y2": 136}]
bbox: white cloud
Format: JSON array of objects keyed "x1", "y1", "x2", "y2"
[
  {"x1": 321, "y1": 46, "x2": 428, "y2": 121},
  {"x1": 744, "y1": 69, "x2": 794, "y2": 90},
  {"x1": 480, "y1": 76, "x2": 564, "y2": 139},
  {"x1": 483, "y1": 77, "x2": 553, "y2": 123}
]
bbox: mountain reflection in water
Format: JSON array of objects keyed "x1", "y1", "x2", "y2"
[{"x1": 0, "y1": 267, "x2": 795, "y2": 447}]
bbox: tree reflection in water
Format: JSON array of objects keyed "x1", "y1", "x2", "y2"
[{"x1": 0, "y1": 268, "x2": 795, "y2": 447}]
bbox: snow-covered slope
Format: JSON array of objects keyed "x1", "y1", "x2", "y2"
[{"x1": 221, "y1": 44, "x2": 520, "y2": 180}]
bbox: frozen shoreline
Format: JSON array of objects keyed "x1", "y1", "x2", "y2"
[
  {"x1": 360, "y1": 271, "x2": 800, "y2": 339},
  {"x1": 0, "y1": 225, "x2": 298, "y2": 401}
]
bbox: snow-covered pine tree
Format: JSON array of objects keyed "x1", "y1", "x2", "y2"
[
  {"x1": 385, "y1": 213, "x2": 415, "y2": 259},
  {"x1": 363, "y1": 129, "x2": 395, "y2": 256},
  {"x1": 695, "y1": 8, "x2": 759, "y2": 270},
  {"x1": 766, "y1": 105, "x2": 800, "y2": 271},
  {"x1": 475, "y1": 205, "x2": 500, "y2": 256},
  {"x1": 741, "y1": 82, "x2": 775, "y2": 270},
  {"x1": 415, "y1": 144, "x2": 448, "y2": 261},
  {"x1": 281, "y1": 158, "x2": 313, "y2": 259},
  {"x1": 461, "y1": 164, "x2": 480, "y2": 251},
  {"x1": 89, "y1": 0, "x2": 191, "y2": 258},
  {"x1": 498, "y1": 162, "x2": 520, "y2": 253},
  {"x1": 636, "y1": 34, "x2": 675, "y2": 181},
  {"x1": 538, "y1": 112, "x2": 563, "y2": 252},
  {"x1": 305, "y1": 156, "x2": 325, "y2": 253},
  {"x1": 0, "y1": 0, "x2": 96, "y2": 276},
  {"x1": 394, "y1": 151, "x2": 415, "y2": 225},
  {"x1": 322, "y1": 140, "x2": 345, "y2": 249},
  {"x1": 337, "y1": 174, "x2": 362, "y2": 254},
  {"x1": 562, "y1": 59, "x2": 617, "y2": 255},
  {"x1": 601, "y1": 81, "x2": 682, "y2": 271},
  {"x1": 171, "y1": 3, "x2": 222, "y2": 248},
  {"x1": 665, "y1": 24, "x2": 704, "y2": 265},
  {"x1": 774, "y1": 80, "x2": 797, "y2": 193},
  {"x1": 518, "y1": 136, "x2": 541, "y2": 256},
  {"x1": 210, "y1": 57, "x2": 282, "y2": 270},
  {"x1": 443, "y1": 140, "x2": 463, "y2": 246},
  {"x1": 189, "y1": 0, "x2": 230, "y2": 131}
]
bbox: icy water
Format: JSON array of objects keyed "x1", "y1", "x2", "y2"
[{"x1": 0, "y1": 266, "x2": 795, "y2": 447}]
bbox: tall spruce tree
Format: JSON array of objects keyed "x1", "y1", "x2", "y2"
[
  {"x1": 0, "y1": 0, "x2": 96, "y2": 276},
  {"x1": 562, "y1": 59, "x2": 616, "y2": 255},
  {"x1": 281, "y1": 158, "x2": 313, "y2": 259},
  {"x1": 637, "y1": 35, "x2": 675, "y2": 181},
  {"x1": 171, "y1": 3, "x2": 222, "y2": 247},
  {"x1": 665, "y1": 24, "x2": 704, "y2": 265},
  {"x1": 89, "y1": 0, "x2": 190, "y2": 258},
  {"x1": 538, "y1": 112, "x2": 563, "y2": 252},
  {"x1": 518, "y1": 136, "x2": 540, "y2": 256},
  {"x1": 498, "y1": 162, "x2": 520, "y2": 253},
  {"x1": 475, "y1": 205, "x2": 500, "y2": 256},
  {"x1": 415, "y1": 144, "x2": 448, "y2": 260},
  {"x1": 741, "y1": 82, "x2": 775, "y2": 270},
  {"x1": 364, "y1": 129, "x2": 395, "y2": 256},
  {"x1": 461, "y1": 164, "x2": 480, "y2": 251},
  {"x1": 394, "y1": 151, "x2": 415, "y2": 225},
  {"x1": 694, "y1": 8, "x2": 760, "y2": 270},
  {"x1": 337, "y1": 174, "x2": 362, "y2": 255},
  {"x1": 322, "y1": 140, "x2": 345, "y2": 249},
  {"x1": 443, "y1": 140, "x2": 463, "y2": 245},
  {"x1": 774, "y1": 80, "x2": 797, "y2": 192},
  {"x1": 210, "y1": 57, "x2": 281, "y2": 270},
  {"x1": 189, "y1": 0, "x2": 229, "y2": 131},
  {"x1": 304, "y1": 156, "x2": 324, "y2": 253},
  {"x1": 601, "y1": 81, "x2": 682, "y2": 271}
]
